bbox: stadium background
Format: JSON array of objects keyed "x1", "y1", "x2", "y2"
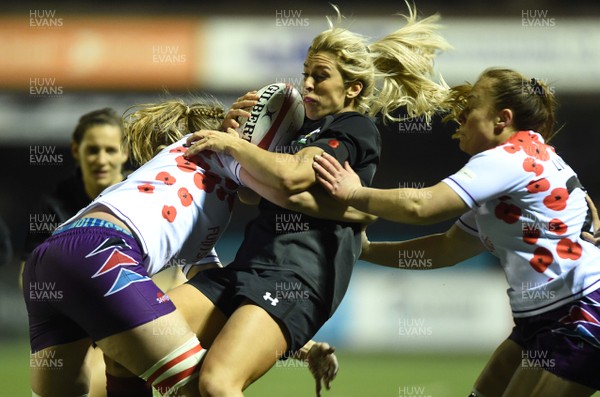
[{"x1": 0, "y1": 0, "x2": 599, "y2": 395}]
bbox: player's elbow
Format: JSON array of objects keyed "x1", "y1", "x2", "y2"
[
  {"x1": 280, "y1": 177, "x2": 310, "y2": 195},
  {"x1": 403, "y1": 198, "x2": 438, "y2": 225},
  {"x1": 286, "y1": 191, "x2": 312, "y2": 211},
  {"x1": 279, "y1": 168, "x2": 315, "y2": 194}
]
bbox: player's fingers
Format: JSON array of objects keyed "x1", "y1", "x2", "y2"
[
  {"x1": 313, "y1": 164, "x2": 335, "y2": 188},
  {"x1": 582, "y1": 232, "x2": 598, "y2": 246},
  {"x1": 316, "y1": 174, "x2": 336, "y2": 194},
  {"x1": 230, "y1": 100, "x2": 257, "y2": 111},
  {"x1": 313, "y1": 155, "x2": 339, "y2": 178},
  {"x1": 320, "y1": 152, "x2": 344, "y2": 172},
  {"x1": 185, "y1": 133, "x2": 213, "y2": 156},
  {"x1": 322, "y1": 153, "x2": 345, "y2": 174},
  {"x1": 186, "y1": 142, "x2": 206, "y2": 157},
  {"x1": 343, "y1": 161, "x2": 354, "y2": 174},
  {"x1": 221, "y1": 118, "x2": 239, "y2": 131},
  {"x1": 226, "y1": 108, "x2": 252, "y2": 119},
  {"x1": 184, "y1": 131, "x2": 210, "y2": 150},
  {"x1": 316, "y1": 377, "x2": 322, "y2": 397},
  {"x1": 225, "y1": 127, "x2": 238, "y2": 137},
  {"x1": 236, "y1": 91, "x2": 258, "y2": 102}
]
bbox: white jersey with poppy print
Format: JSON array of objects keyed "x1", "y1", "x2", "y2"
[
  {"x1": 66, "y1": 136, "x2": 240, "y2": 276},
  {"x1": 443, "y1": 131, "x2": 600, "y2": 318}
]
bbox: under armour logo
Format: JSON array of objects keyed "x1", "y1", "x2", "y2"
[{"x1": 263, "y1": 292, "x2": 279, "y2": 306}]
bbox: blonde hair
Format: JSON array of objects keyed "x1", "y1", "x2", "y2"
[
  {"x1": 123, "y1": 98, "x2": 225, "y2": 166},
  {"x1": 308, "y1": 2, "x2": 451, "y2": 123}
]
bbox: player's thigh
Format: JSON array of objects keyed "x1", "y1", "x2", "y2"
[
  {"x1": 152, "y1": 265, "x2": 187, "y2": 292},
  {"x1": 503, "y1": 366, "x2": 595, "y2": 397},
  {"x1": 501, "y1": 364, "x2": 544, "y2": 397},
  {"x1": 474, "y1": 338, "x2": 522, "y2": 397},
  {"x1": 85, "y1": 347, "x2": 108, "y2": 397},
  {"x1": 30, "y1": 338, "x2": 92, "y2": 397},
  {"x1": 200, "y1": 300, "x2": 288, "y2": 391},
  {"x1": 530, "y1": 370, "x2": 596, "y2": 397},
  {"x1": 95, "y1": 310, "x2": 196, "y2": 376},
  {"x1": 166, "y1": 283, "x2": 227, "y2": 347}
]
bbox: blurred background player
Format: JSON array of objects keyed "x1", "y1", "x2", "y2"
[
  {"x1": 22, "y1": 107, "x2": 128, "y2": 263},
  {"x1": 313, "y1": 67, "x2": 600, "y2": 397},
  {"x1": 0, "y1": 215, "x2": 12, "y2": 267}
]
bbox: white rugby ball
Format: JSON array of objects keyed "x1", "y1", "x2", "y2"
[{"x1": 237, "y1": 83, "x2": 305, "y2": 152}]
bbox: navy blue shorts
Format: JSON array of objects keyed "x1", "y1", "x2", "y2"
[{"x1": 187, "y1": 266, "x2": 327, "y2": 354}]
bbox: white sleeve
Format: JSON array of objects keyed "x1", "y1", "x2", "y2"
[
  {"x1": 442, "y1": 148, "x2": 531, "y2": 208},
  {"x1": 216, "y1": 153, "x2": 245, "y2": 187},
  {"x1": 455, "y1": 211, "x2": 479, "y2": 237}
]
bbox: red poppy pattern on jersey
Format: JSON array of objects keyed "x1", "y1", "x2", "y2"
[
  {"x1": 556, "y1": 238, "x2": 583, "y2": 260},
  {"x1": 501, "y1": 132, "x2": 577, "y2": 274},
  {"x1": 162, "y1": 205, "x2": 177, "y2": 223},
  {"x1": 522, "y1": 224, "x2": 540, "y2": 245},
  {"x1": 194, "y1": 171, "x2": 221, "y2": 193},
  {"x1": 548, "y1": 218, "x2": 568, "y2": 235},
  {"x1": 169, "y1": 146, "x2": 187, "y2": 154},
  {"x1": 175, "y1": 155, "x2": 197, "y2": 173},
  {"x1": 178, "y1": 187, "x2": 193, "y2": 207},
  {"x1": 543, "y1": 188, "x2": 569, "y2": 211},
  {"x1": 495, "y1": 198, "x2": 522, "y2": 224},
  {"x1": 156, "y1": 171, "x2": 176, "y2": 185},
  {"x1": 526, "y1": 178, "x2": 550, "y2": 194},
  {"x1": 327, "y1": 139, "x2": 340, "y2": 149},
  {"x1": 137, "y1": 183, "x2": 155, "y2": 194},
  {"x1": 530, "y1": 246, "x2": 554, "y2": 273},
  {"x1": 504, "y1": 131, "x2": 551, "y2": 161},
  {"x1": 523, "y1": 157, "x2": 544, "y2": 176},
  {"x1": 135, "y1": 146, "x2": 237, "y2": 224}
]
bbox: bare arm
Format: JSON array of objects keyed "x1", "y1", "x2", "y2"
[
  {"x1": 582, "y1": 194, "x2": 600, "y2": 246},
  {"x1": 361, "y1": 224, "x2": 485, "y2": 269},
  {"x1": 237, "y1": 186, "x2": 261, "y2": 205},
  {"x1": 240, "y1": 168, "x2": 376, "y2": 224},
  {"x1": 313, "y1": 152, "x2": 468, "y2": 225},
  {"x1": 186, "y1": 129, "x2": 322, "y2": 194}
]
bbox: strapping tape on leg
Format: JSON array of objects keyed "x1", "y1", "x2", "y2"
[{"x1": 140, "y1": 337, "x2": 205, "y2": 395}]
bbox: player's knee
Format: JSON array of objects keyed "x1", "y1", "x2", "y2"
[
  {"x1": 198, "y1": 366, "x2": 241, "y2": 397},
  {"x1": 140, "y1": 336, "x2": 205, "y2": 396}
]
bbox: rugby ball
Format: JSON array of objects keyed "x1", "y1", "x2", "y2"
[{"x1": 237, "y1": 83, "x2": 305, "y2": 152}]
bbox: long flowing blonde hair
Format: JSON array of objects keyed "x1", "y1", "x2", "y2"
[
  {"x1": 309, "y1": 2, "x2": 451, "y2": 123},
  {"x1": 123, "y1": 98, "x2": 225, "y2": 166}
]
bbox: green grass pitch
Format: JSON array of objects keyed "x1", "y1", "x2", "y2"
[{"x1": 2, "y1": 340, "x2": 598, "y2": 396}]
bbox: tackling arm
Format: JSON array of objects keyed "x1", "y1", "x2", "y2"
[
  {"x1": 240, "y1": 168, "x2": 377, "y2": 224},
  {"x1": 313, "y1": 152, "x2": 469, "y2": 225},
  {"x1": 186, "y1": 129, "x2": 321, "y2": 194},
  {"x1": 361, "y1": 224, "x2": 485, "y2": 269}
]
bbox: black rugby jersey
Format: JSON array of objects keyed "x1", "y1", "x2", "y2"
[{"x1": 229, "y1": 111, "x2": 381, "y2": 317}]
